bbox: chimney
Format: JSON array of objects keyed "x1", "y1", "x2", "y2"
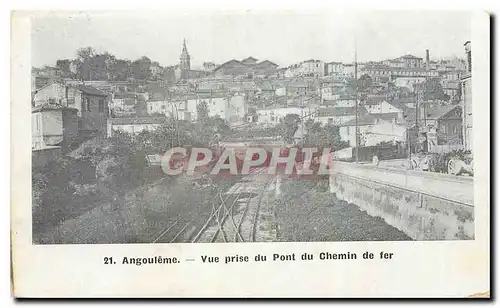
[{"x1": 426, "y1": 49, "x2": 430, "y2": 70}]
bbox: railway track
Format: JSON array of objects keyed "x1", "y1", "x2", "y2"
[
  {"x1": 212, "y1": 168, "x2": 274, "y2": 243},
  {"x1": 153, "y1": 167, "x2": 273, "y2": 244},
  {"x1": 152, "y1": 217, "x2": 194, "y2": 243}
]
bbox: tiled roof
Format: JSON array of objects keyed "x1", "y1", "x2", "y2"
[
  {"x1": 242, "y1": 56, "x2": 258, "y2": 62},
  {"x1": 341, "y1": 112, "x2": 398, "y2": 126},
  {"x1": 388, "y1": 99, "x2": 414, "y2": 111},
  {"x1": 316, "y1": 107, "x2": 357, "y2": 117},
  {"x1": 213, "y1": 58, "x2": 278, "y2": 72},
  {"x1": 399, "y1": 54, "x2": 423, "y2": 59},
  {"x1": 363, "y1": 95, "x2": 387, "y2": 105},
  {"x1": 255, "y1": 60, "x2": 279, "y2": 67},
  {"x1": 390, "y1": 97, "x2": 417, "y2": 104},
  {"x1": 424, "y1": 105, "x2": 461, "y2": 120},
  {"x1": 372, "y1": 112, "x2": 399, "y2": 121},
  {"x1": 32, "y1": 102, "x2": 78, "y2": 113},
  {"x1": 75, "y1": 85, "x2": 107, "y2": 97},
  {"x1": 338, "y1": 95, "x2": 356, "y2": 100},
  {"x1": 110, "y1": 117, "x2": 167, "y2": 125}
]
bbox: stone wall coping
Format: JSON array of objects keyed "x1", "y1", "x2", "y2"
[{"x1": 332, "y1": 161, "x2": 473, "y2": 184}]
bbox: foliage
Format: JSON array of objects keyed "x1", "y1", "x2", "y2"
[
  {"x1": 55, "y1": 59, "x2": 74, "y2": 79},
  {"x1": 432, "y1": 149, "x2": 472, "y2": 173},
  {"x1": 196, "y1": 100, "x2": 210, "y2": 121},
  {"x1": 419, "y1": 78, "x2": 450, "y2": 101},
  {"x1": 387, "y1": 86, "x2": 413, "y2": 101},
  {"x1": 68, "y1": 47, "x2": 158, "y2": 81},
  {"x1": 130, "y1": 56, "x2": 152, "y2": 81},
  {"x1": 303, "y1": 120, "x2": 349, "y2": 151},
  {"x1": 278, "y1": 113, "x2": 301, "y2": 144},
  {"x1": 357, "y1": 74, "x2": 373, "y2": 92}
]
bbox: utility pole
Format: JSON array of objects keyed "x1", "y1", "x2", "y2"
[
  {"x1": 301, "y1": 93, "x2": 304, "y2": 145},
  {"x1": 354, "y1": 38, "x2": 359, "y2": 163},
  {"x1": 415, "y1": 83, "x2": 420, "y2": 153}
]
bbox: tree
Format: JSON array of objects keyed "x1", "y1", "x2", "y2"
[
  {"x1": 358, "y1": 74, "x2": 373, "y2": 92},
  {"x1": 303, "y1": 123, "x2": 348, "y2": 151},
  {"x1": 73, "y1": 47, "x2": 96, "y2": 80},
  {"x1": 279, "y1": 113, "x2": 301, "y2": 144},
  {"x1": 76, "y1": 47, "x2": 96, "y2": 61},
  {"x1": 420, "y1": 78, "x2": 450, "y2": 101},
  {"x1": 56, "y1": 59, "x2": 74, "y2": 79},
  {"x1": 196, "y1": 100, "x2": 210, "y2": 121},
  {"x1": 131, "y1": 56, "x2": 152, "y2": 80},
  {"x1": 113, "y1": 59, "x2": 131, "y2": 81}
]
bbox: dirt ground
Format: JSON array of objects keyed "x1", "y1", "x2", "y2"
[
  {"x1": 34, "y1": 178, "x2": 236, "y2": 244},
  {"x1": 275, "y1": 179, "x2": 412, "y2": 242}
]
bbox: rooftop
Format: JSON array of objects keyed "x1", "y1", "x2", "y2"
[
  {"x1": 399, "y1": 54, "x2": 423, "y2": 60},
  {"x1": 75, "y1": 85, "x2": 108, "y2": 97},
  {"x1": 363, "y1": 95, "x2": 387, "y2": 105},
  {"x1": 424, "y1": 105, "x2": 462, "y2": 120},
  {"x1": 341, "y1": 112, "x2": 399, "y2": 126},
  {"x1": 32, "y1": 102, "x2": 78, "y2": 113},
  {"x1": 110, "y1": 117, "x2": 167, "y2": 125},
  {"x1": 316, "y1": 107, "x2": 357, "y2": 117}
]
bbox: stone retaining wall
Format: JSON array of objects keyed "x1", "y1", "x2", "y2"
[{"x1": 329, "y1": 162, "x2": 474, "y2": 240}]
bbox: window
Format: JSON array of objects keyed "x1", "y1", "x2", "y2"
[
  {"x1": 440, "y1": 124, "x2": 447, "y2": 134},
  {"x1": 34, "y1": 113, "x2": 41, "y2": 132},
  {"x1": 98, "y1": 100, "x2": 105, "y2": 113},
  {"x1": 86, "y1": 98, "x2": 91, "y2": 112}
]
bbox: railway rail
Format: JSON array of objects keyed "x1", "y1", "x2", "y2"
[{"x1": 152, "y1": 167, "x2": 273, "y2": 244}]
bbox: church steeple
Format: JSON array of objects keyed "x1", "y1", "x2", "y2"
[{"x1": 179, "y1": 38, "x2": 191, "y2": 76}]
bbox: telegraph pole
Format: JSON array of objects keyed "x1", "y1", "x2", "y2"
[
  {"x1": 301, "y1": 94, "x2": 304, "y2": 144},
  {"x1": 354, "y1": 38, "x2": 359, "y2": 163}
]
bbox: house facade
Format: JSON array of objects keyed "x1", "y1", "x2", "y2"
[
  {"x1": 146, "y1": 93, "x2": 246, "y2": 126},
  {"x1": 394, "y1": 76, "x2": 426, "y2": 92},
  {"x1": 364, "y1": 99, "x2": 402, "y2": 114},
  {"x1": 107, "y1": 117, "x2": 166, "y2": 137},
  {"x1": 397, "y1": 54, "x2": 423, "y2": 68},
  {"x1": 33, "y1": 82, "x2": 109, "y2": 137},
  {"x1": 326, "y1": 62, "x2": 344, "y2": 76},
  {"x1": 255, "y1": 106, "x2": 314, "y2": 127},
  {"x1": 32, "y1": 103, "x2": 79, "y2": 151},
  {"x1": 420, "y1": 105, "x2": 463, "y2": 146},
  {"x1": 315, "y1": 107, "x2": 359, "y2": 126},
  {"x1": 338, "y1": 113, "x2": 405, "y2": 147}
]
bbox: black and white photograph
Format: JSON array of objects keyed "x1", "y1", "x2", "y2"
[
  {"x1": 29, "y1": 10, "x2": 476, "y2": 245},
  {"x1": 8, "y1": 6, "x2": 491, "y2": 298}
]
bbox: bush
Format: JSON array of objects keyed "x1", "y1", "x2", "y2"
[{"x1": 427, "y1": 149, "x2": 472, "y2": 173}]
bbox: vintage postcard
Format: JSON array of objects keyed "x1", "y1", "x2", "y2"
[{"x1": 11, "y1": 9, "x2": 490, "y2": 298}]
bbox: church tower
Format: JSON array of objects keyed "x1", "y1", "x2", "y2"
[{"x1": 179, "y1": 39, "x2": 191, "y2": 79}]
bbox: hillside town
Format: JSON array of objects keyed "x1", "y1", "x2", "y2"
[
  {"x1": 32, "y1": 39, "x2": 473, "y2": 171},
  {"x1": 31, "y1": 35, "x2": 474, "y2": 245}
]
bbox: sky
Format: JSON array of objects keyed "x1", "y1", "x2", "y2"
[{"x1": 31, "y1": 10, "x2": 472, "y2": 69}]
